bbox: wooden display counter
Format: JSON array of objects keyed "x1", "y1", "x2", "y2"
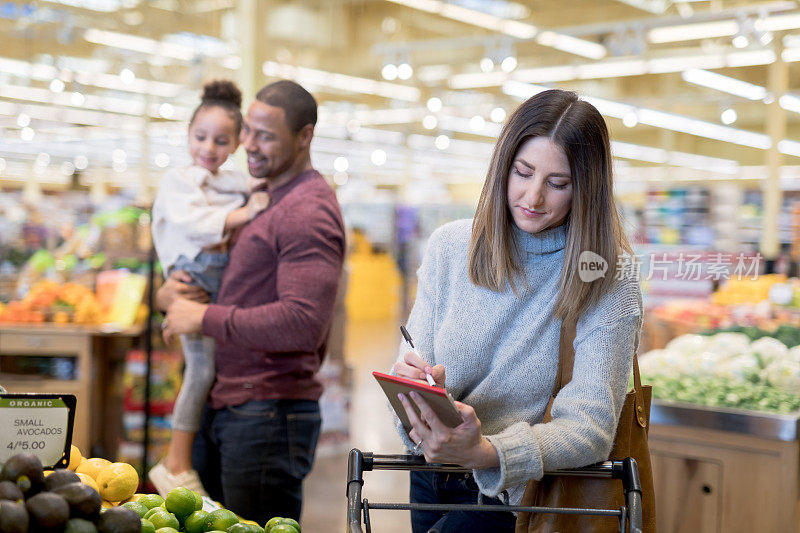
[
  {"x1": 649, "y1": 401, "x2": 800, "y2": 532},
  {"x1": 0, "y1": 324, "x2": 143, "y2": 456}
]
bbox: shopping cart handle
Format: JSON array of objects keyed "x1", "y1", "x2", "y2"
[{"x1": 346, "y1": 449, "x2": 644, "y2": 533}]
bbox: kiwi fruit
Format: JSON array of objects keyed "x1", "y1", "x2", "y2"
[
  {"x1": 44, "y1": 469, "x2": 81, "y2": 492},
  {"x1": 0, "y1": 500, "x2": 28, "y2": 533},
  {"x1": 25, "y1": 492, "x2": 70, "y2": 531}
]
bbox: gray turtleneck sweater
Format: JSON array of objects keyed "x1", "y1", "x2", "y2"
[{"x1": 394, "y1": 219, "x2": 642, "y2": 505}]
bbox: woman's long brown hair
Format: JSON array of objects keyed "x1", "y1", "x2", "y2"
[{"x1": 468, "y1": 89, "x2": 632, "y2": 322}]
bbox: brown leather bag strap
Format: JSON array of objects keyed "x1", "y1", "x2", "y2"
[
  {"x1": 553, "y1": 319, "x2": 577, "y2": 395},
  {"x1": 632, "y1": 351, "x2": 647, "y2": 428},
  {"x1": 555, "y1": 319, "x2": 647, "y2": 428}
]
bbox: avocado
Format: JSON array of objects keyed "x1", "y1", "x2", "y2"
[
  {"x1": 96, "y1": 506, "x2": 141, "y2": 533},
  {"x1": 45, "y1": 469, "x2": 81, "y2": 492},
  {"x1": 0, "y1": 454, "x2": 45, "y2": 495},
  {"x1": 0, "y1": 481, "x2": 23, "y2": 502},
  {"x1": 0, "y1": 500, "x2": 28, "y2": 533},
  {"x1": 53, "y1": 482, "x2": 102, "y2": 519},
  {"x1": 64, "y1": 518, "x2": 98, "y2": 533},
  {"x1": 25, "y1": 492, "x2": 70, "y2": 531}
]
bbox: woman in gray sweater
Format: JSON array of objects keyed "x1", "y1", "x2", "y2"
[{"x1": 393, "y1": 88, "x2": 642, "y2": 533}]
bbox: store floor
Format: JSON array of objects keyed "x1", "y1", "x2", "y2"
[{"x1": 303, "y1": 318, "x2": 411, "y2": 532}]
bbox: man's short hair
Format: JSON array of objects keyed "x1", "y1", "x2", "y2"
[{"x1": 255, "y1": 80, "x2": 317, "y2": 134}]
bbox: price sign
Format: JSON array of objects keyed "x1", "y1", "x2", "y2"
[{"x1": 0, "y1": 394, "x2": 75, "y2": 469}]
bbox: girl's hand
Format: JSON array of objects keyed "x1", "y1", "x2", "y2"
[
  {"x1": 399, "y1": 393, "x2": 499, "y2": 469},
  {"x1": 392, "y1": 351, "x2": 445, "y2": 387},
  {"x1": 246, "y1": 191, "x2": 270, "y2": 219}
]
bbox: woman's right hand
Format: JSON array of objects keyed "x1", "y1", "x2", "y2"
[{"x1": 392, "y1": 351, "x2": 446, "y2": 388}]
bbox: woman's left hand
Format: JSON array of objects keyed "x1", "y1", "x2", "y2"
[{"x1": 398, "y1": 392, "x2": 499, "y2": 470}]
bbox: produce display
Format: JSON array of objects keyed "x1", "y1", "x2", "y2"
[
  {"x1": 0, "y1": 446, "x2": 301, "y2": 533},
  {"x1": 640, "y1": 329, "x2": 800, "y2": 413},
  {"x1": 1, "y1": 198, "x2": 153, "y2": 326},
  {"x1": 0, "y1": 281, "x2": 103, "y2": 324}
]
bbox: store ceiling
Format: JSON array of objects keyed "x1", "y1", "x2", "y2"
[{"x1": 1, "y1": 0, "x2": 800, "y2": 195}]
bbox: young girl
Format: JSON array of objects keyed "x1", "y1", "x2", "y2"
[{"x1": 150, "y1": 80, "x2": 269, "y2": 496}]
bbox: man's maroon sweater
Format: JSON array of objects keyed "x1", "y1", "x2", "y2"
[{"x1": 201, "y1": 169, "x2": 345, "y2": 408}]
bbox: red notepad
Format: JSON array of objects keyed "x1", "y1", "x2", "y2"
[{"x1": 373, "y1": 371, "x2": 463, "y2": 433}]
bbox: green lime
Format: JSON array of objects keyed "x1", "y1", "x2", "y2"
[
  {"x1": 122, "y1": 501, "x2": 150, "y2": 518},
  {"x1": 140, "y1": 518, "x2": 156, "y2": 533},
  {"x1": 154, "y1": 528, "x2": 179, "y2": 533},
  {"x1": 228, "y1": 523, "x2": 263, "y2": 533},
  {"x1": 191, "y1": 490, "x2": 203, "y2": 511},
  {"x1": 138, "y1": 494, "x2": 165, "y2": 510},
  {"x1": 205, "y1": 509, "x2": 239, "y2": 531},
  {"x1": 269, "y1": 526, "x2": 298, "y2": 533},
  {"x1": 183, "y1": 510, "x2": 208, "y2": 533},
  {"x1": 147, "y1": 508, "x2": 179, "y2": 531},
  {"x1": 165, "y1": 487, "x2": 196, "y2": 521},
  {"x1": 276, "y1": 518, "x2": 299, "y2": 533},
  {"x1": 264, "y1": 517, "x2": 283, "y2": 530}
]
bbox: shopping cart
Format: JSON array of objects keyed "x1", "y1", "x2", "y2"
[{"x1": 346, "y1": 448, "x2": 643, "y2": 533}]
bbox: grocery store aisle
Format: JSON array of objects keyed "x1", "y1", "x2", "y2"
[{"x1": 303, "y1": 318, "x2": 411, "y2": 533}]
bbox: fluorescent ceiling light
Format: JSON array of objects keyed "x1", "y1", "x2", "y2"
[
  {"x1": 536, "y1": 31, "x2": 607, "y2": 60},
  {"x1": 84, "y1": 29, "x2": 196, "y2": 61},
  {"x1": 763, "y1": 12, "x2": 800, "y2": 32},
  {"x1": 455, "y1": 48, "x2": 793, "y2": 88},
  {"x1": 647, "y1": 20, "x2": 739, "y2": 43},
  {"x1": 682, "y1": 69, "x2": 767, "y2": 100},
  {"x1": 780, "y1": 94, "x2": 800, "y2": 114},
  {"x1": 384, "y1": 0, "x2": 605, "y2": 58},
  {"x1": 41, "y1": 0, "x2": 121, "y2": 12},
  {"x1": 448, "y1": 71, "x2": 508, "y2": 89},
  {"x1": 507, "y1": 81, "x2": 774, "y2": 151},
  {"x1": 0, "y1": 55, "x2": 188, "y2": 99},
  {"x1": 612, "y1": 141, "x2": 739, "y2": 173},
  {"x1": 262, "y1": 61, "x2": 420, "y2": 102},
  {"x1": 778, "y1": 140, "x2": 800, "y2": 158},
  {"x1": 575, "y1": 60, "x2": 647, "y2": 79},
  {"x1": 501, "y1": 80, "x2": 550, "y2": 99},
  {"x1": 384, "y1": 0, "x2": 538, "y2": 39},
  {"x1": 647, "y1": 12, "x2": 800, "y2": 45}
]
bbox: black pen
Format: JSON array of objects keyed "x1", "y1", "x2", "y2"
[{"x1": 400, "y1": 325, "x2": 437, "y2": 386}]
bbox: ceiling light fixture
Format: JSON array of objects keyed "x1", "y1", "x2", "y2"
[
  {"x1": 681, "y1": 69, "x2": 767, "y2": 100},
  {"x1": 426, "y1": 97, "x2": 443, "y2": 112},
  {"x1": 263, "y1": 61, "x2": 420, "y2": 102},
  {"x1": 382, "y1": 0, "x2": 607, "y2": 58},
  {"x1": 397, "y1": 63, "x2": 413, "y2": 80},
  {"x1": 720, "y1": 108, "x2": 738, "y2": 124},
  {"x1": 536, "y1": 31, "x2": 607, "y2": 60},
  {"x1": 501, "y1": 56, "x2": 518, "y2": 72}
]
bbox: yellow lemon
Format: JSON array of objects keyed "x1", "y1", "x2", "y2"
[
  {"x1": 43, "y1": 470, "x2": 54, "y2": 477},
  {"x1": 101, "y1": 500, "x2": 116, "y2": 509},
  {"x1": 67, "y1": 445, "x2": 83, "y2": 471},
  {"x1": 76, "y1": 472, "x2": 101, "y2": 493},
  {"x1": 96, "y1": 462, "x2": 139, "y2": 502},
  {"x1": 76, "y1": 457, "x2": 111, "y2": 480}
]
